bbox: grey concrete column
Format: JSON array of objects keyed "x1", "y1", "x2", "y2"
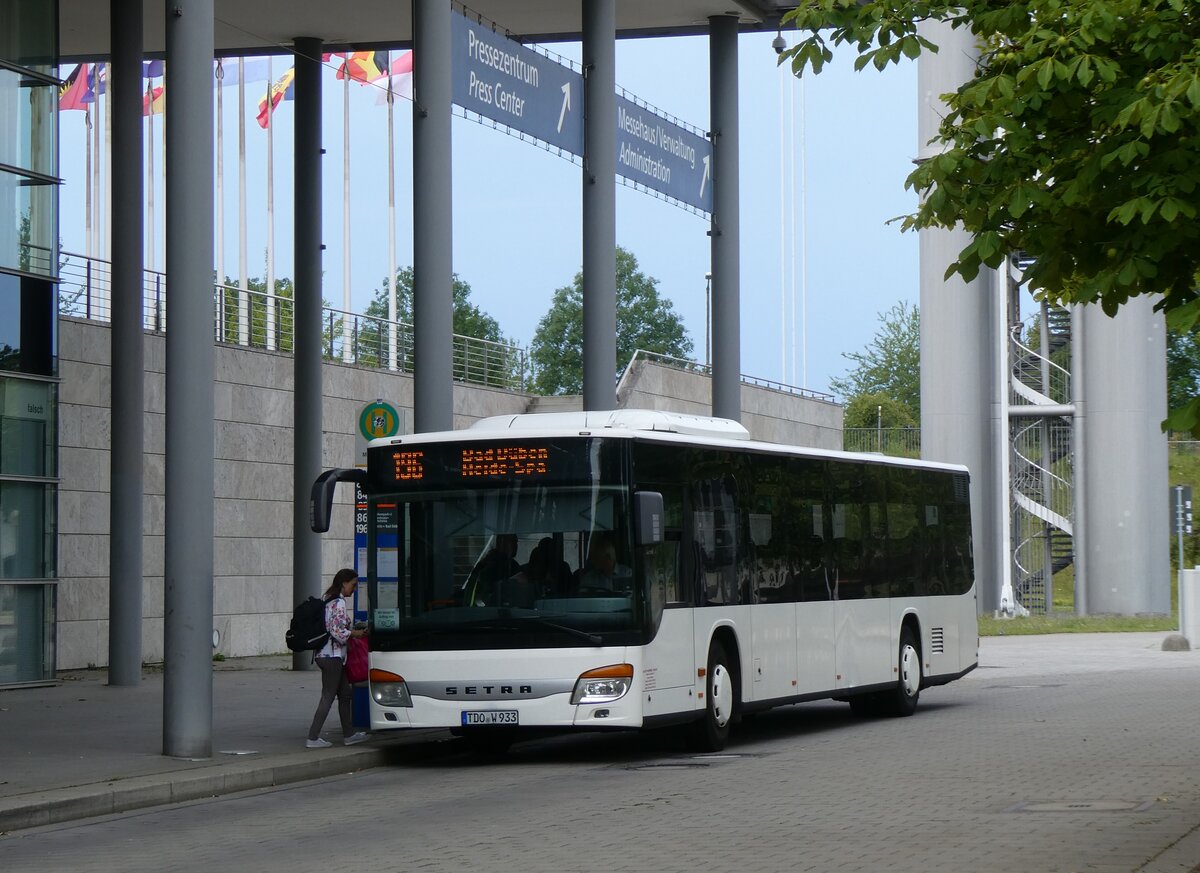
[
  {"x1": 917, "y1": 19, "x2": 998, "y2": 612},
  {"x1": 1070, "y1": 305, "x2": 1088, "y2": 615},
  {"x1": 163, "y1": 0, "x2": 215, "y2": 758},
  {"x1": 709, "y1": 15, "x2": 741, "y2": 422},
  {"x1": 293, "y1": 38, "x2": 324, "y2": 669},
  {"x1": 1080, "y1": 299, "x2": 1169, "y2": 614},
  {"x1": 582, "y1": 0, "x2": 616, "y2": 411},
  {"x1": 108, "y1": 0, "x2": 144, "y2": 687},
  {"x1": 413, "y1": 0, "x2": 453, "y2": 432}
]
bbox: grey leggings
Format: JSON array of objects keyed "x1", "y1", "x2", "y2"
[{"x1": 307, "y1": 656, "x2": 353, "y2": 740}]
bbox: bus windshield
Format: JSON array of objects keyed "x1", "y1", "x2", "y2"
[{"x1": 367, "y1": 483, "x2": 644, "y2": 650}]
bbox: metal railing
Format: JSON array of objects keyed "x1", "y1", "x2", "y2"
[
  {"x1": 842, "y1": 427, "x2": 921, "y2": 457},
  {"x1": 1009, "y1": 319, "x2": 1071, "y2": 407},
  {"x1": 621, "y1": 349, "x2": 837, "y2": 402},
  {"x1": 57, "y1": 251, "x2": 531, "y2": 391}
]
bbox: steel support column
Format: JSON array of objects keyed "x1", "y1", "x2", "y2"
[
  {"x1": 292, "y1": 38, "x2": 324, "y2": 669},
  {"x1": 582, "y1": 0, "x2": 616, "y2": 411},
  {"x1": 709, "y1": 15, "x2": 741, "y2": 422},
  {"x1": 163, "y1": 0, "x2": 215, "y2": 758},
  {"x1": 413, "y1": 0, "x2": 454, "y2": 432},
  {"x1": 108, "y1": 0, "x2": 144, "y2": 687}
]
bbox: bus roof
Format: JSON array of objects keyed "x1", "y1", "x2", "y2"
[{"x1": 367, "y1": 410, "x2": 970, "y2": 477}]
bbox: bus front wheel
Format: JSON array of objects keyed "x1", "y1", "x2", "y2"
[
  {"x1": 881, "y1": 626, "x2": 922, "y2": 717},
  {"x1": 693, "y1": 639, "x2": 736, "y2": 752}
]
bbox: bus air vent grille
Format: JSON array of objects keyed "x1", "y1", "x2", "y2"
[{"x1": 931, "y1": 627, "x2": 945, "y2": 654}]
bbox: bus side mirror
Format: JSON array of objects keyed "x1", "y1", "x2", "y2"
[
  {"x1": 310, "y1": 468, "x2": 368, "y2": 533},
  {"x1": 634, "y1": 491, "x2": 664, "y2": 546}
]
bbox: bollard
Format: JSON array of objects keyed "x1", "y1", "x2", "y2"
[{"x1": 1181, "y1": 567, "x2": 1200, "y2": 647}]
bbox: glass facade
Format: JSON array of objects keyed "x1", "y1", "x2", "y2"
[{"x1": 0, "y1": 0, "x2": 58, "y2": 685}]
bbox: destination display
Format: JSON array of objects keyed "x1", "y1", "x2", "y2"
[
  {"x1": 370, "y1": 440, "x2": 597, "y2": 491},
  {"x1": 615, "y1": 94, "x2": 713, "y2": 213},
  {"x1": 452, "y1": 9, "x2": 584, "y2": 156}
]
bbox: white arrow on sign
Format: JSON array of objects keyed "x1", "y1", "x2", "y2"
[
  {"x1": 557, "y1": 83, "x2": 572, "y2": 134},
  {"x1": 699, "y1": 155, "x2": 711, "y2": 200}
]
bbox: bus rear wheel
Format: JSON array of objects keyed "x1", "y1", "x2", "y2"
[{"x1": 693, "y1": 639, "x2": 736, "y2": 752}]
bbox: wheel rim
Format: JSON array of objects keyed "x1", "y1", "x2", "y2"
[
  {"x1": 710, "y1": 662, "x2": 733, "y2": 727},
  {"x1": 899, "y1": 643, "x2": 920, "y2": 698}
]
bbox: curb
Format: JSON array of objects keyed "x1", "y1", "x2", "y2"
[{"x1": 0, "y1": 730, "x2": 450, "y2": 834}]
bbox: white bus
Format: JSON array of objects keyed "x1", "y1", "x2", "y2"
[{"x1": 312, "y1": 410, "x2": 978, "y2": 752}]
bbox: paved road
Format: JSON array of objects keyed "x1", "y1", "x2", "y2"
[{"x1": 2, "y1": 634, "x2": 1198, "y2": 873}]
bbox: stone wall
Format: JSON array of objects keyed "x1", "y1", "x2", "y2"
[
  {"x1": 56, "y1": 318, "x2": 528, "y2": 668},
  {"x1": 616, "y1": 359, "x2": 843, "y2": 450}
]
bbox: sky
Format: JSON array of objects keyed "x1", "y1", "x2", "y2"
[{"x1": 56, "y1": 29, "x2": 919, "y2": 401}]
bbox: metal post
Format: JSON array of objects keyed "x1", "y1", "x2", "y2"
[
  {"x1": 413, "y1": 0, "x2": 454, "y2": 432},
  {"x1": 163, "y1": 0, "x2": 215, "y2": 759},
  {"x1": 709, "y1": 15, "x2": 741, "y2": 422},
  {"x1": 1176, "y1": 486, "x2": 1185, "y2": 624},
  {"x1": 293, "y1": 37, "x2": 324, "y2": 670},
  {"x1": 582, "y1": 0, "x2": 617, "y2": 410},
  {"x1": 108, "y1": 0, "x2": 144, "y2": 687}
]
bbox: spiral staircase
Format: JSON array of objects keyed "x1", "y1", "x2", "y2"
[{"x1": 1006, "y1": 300, "x2": 1074, "y2": 615}]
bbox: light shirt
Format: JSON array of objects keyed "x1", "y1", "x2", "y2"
[{"x1": 316, "y1": 596, "x2": 352, "y2": 661}]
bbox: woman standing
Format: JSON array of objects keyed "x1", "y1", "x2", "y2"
[{"x1": 306, "y1": 568, "x2": 369, "y2": 748}]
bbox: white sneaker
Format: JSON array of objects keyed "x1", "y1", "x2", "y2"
[
  {"x1": 343, "y1": 732, "x2": 369, "y2": 746},
  {"x1": 305, "y1": 737, "x2": 332, "y2": 749}
]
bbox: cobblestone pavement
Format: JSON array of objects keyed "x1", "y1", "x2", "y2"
[{"x1": 1, "y1": 633, "x2": 1197, "y2": 873}]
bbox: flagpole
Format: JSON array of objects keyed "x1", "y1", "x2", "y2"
[
  {"x1": 93, "y1": 81, "x2": 101, "y2": 265},
  {"x1": 341, "y1": 70, "x2": 352, "y2": 364},
  {"x1": 146, "y1": 80, "x2": 155, "y2": 273},
  {"x1": 387, "y1": 68, "x2": 397, "y2": 371},
  {"x1": 216, "y1": 59, "x2": 226, "y2": 340},
  {"x1": 85, "y1": 100, "x2": 93, "y2": 262},
  {"x1": 103, "y1": 64, "x2": 113, "y2": 279},
  {"x1": 266, "y1": 56, "x2": 276, "y2": 351},
  {"x1": 238, "y1": 57, "x2": 249, "y2": 346}
]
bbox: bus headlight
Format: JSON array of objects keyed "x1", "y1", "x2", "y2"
[
  {"x1": 370, "y1": 668, "x2": 413, "y2": 707},
  {"x1": 571, "y1": 663, "x2": 634, "y2": 705}
]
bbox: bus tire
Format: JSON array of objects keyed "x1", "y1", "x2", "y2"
[
  {"x1": 881, "y1": 626, "x2": 922, "y2": 717},
  {"x1": 693, "y1": 639, "x2": 736, "y2": 751}
]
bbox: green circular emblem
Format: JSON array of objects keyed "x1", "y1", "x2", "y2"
[{"x1": 359, "y1": 401, "x2": 401, "y2": 441}]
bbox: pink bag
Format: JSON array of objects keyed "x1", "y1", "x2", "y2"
[{"x1": 346, "y1": 635, "x2": 369, "y2": 684}]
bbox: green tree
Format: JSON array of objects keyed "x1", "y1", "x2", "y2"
[
  {"x1": 530, "y1": 247, "x2": 693, "y2": 395},
  {"x1": 358, "y1": 267, "x2": 521, "y2": 387},
  {"x1": 829, "y1": 300, "x2": 921, "y2": 417},
  {"x1": 218, "y1": 276, "x2": 296, "y2": 353},
  {"x1": 1168, "y1": 325, "x2": 1200, "y2": 418},
  {"x1": 781, "y1": 0, "x2": 1200, "y2": 431},
  {"x1": 843, "y1": 392, "x2": 919, "y2": 430}
]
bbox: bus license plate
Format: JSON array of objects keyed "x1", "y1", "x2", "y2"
[{"x1": 461, "y1": 710, "x2": 519, "y2": 726}]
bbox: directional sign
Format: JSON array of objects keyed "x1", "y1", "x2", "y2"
[
  {"x1": 615, "y1": 95, "x2": 713, "y2": 213},
  {"x1": 452, "y1": 10, "x2": 584, "y2": 156}
]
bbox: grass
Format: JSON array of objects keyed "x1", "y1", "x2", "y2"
[{"x1": 979, "y1": 613, "x2": 1179, "y2": 636}]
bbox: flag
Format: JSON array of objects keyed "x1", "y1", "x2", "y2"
[
  {"x1": 85, "y1": 64, "x2": 106, "y2": 101},
  {"x1": 143, "y1": 60, "x2": 164, "y2": 78},
  {"x1": 143, "y1": 85, "x2": 165, "y2": 116},
  {"x1": 256, "y1": 66, "x2": 295, "y2": 128},
  {"x1": 375, "y1": 52, "x2": 414, "y2": 104},
  {"x1": 59, "y1": 63, "x2": 91, "y2": 111},
  {"x1": 336, "y1": 51, "x2": 384, "y2": 84},
  {"x1": 216, "y1": 57, "x2": 271, "y2": 85}
]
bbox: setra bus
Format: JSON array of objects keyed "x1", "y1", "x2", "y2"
[{"x1": 311, "y1": 410, "x2": 978, "y2": 751}]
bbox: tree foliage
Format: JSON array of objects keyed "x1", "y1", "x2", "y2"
[
  {"x1": 843, "y1": 392, "x2": 919, "y2": 429},
  {"x1": 358, "y1": 268, "x2": 521, "y2": 387},
  {"x1": 828, "y1": 300, "x2": 921, "y2": 417},
  {"x1": 530, "y1": 247, "x2": 693, "y2": 395},
  {"x1": 781, "y1": 0, "x2": 1200, "y2": 430}
]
